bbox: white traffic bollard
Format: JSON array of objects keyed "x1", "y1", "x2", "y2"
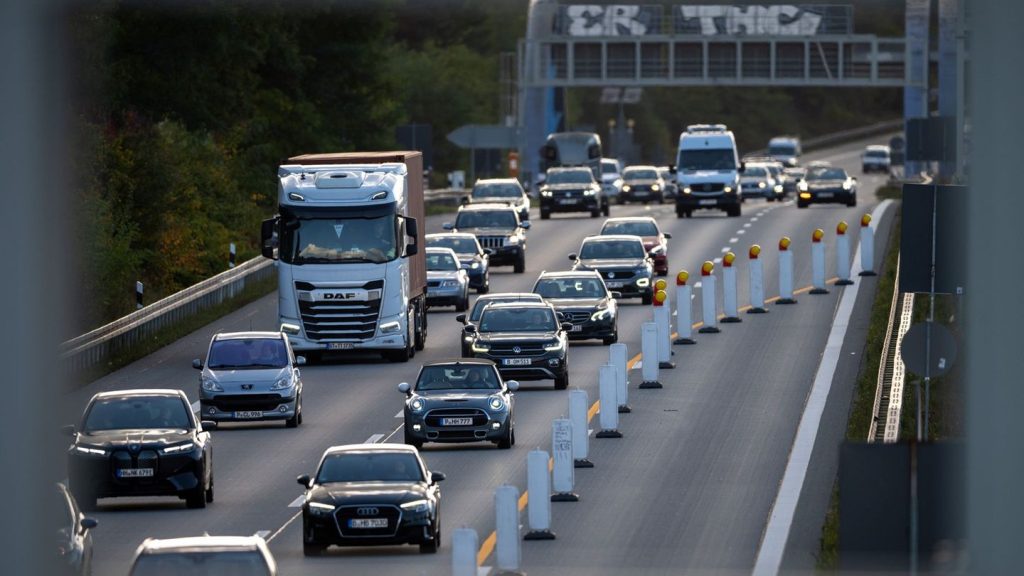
[
  {"x1": 747, "y1": 245, "x2": 768, "y2": 314},
  {"x1": 653, "y1": 289, "x2": 675, "y2": 369},
  {"x1": 778, "y1": 236, "x2": 797, "y2": 304},
  {"x1": 494, "y1": 485, "x2": 523, "y2": 574},
  {"x1": 524, "y1": 450, "x2": 555, "y2": 540},
  {"x1": 698, "y1": 261, "x2": 720, "y2": 333},
  {"x1": 858, "y1": 213, "x2": 877, "y2": 276},
  {"x1": 639, "y1": 322, "x2": 662, "y2": 389},
  {"x1": 673, "y1": 270, "x2": 696, "y2": 344},
  {"x1": 810, "y1": 228, "x2": 829, "y2": 294},
  {"x1": 835, "y1": 220, "x2": 854, "y2": 286},
  {"x1": 551, "y1": 418, "x2": 578, "y2": 501},
  {"x1": 452, "y1": 527, "x2": 480, "y2": 576},
  {"x1": 610, "y1": 343, "x2": 630, "y2": 413},
  {"x1": 569, "y1": 389, "x2": 592, "y2": 468},
  {"x1": 721, "y1": 252, "x2": 741, "y2": 323},
  {"x1": 596, "y1": 364, "x2": 623, "y2": 438}
]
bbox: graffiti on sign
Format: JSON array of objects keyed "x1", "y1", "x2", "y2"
[
  {"x1": 557, "y1": 4, "x2": 663, "y2": 36},
  {"x1": 675, "y1": 4, "x2": 852, "y2": 36}
]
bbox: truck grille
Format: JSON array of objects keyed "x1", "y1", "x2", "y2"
[
  {"x1": 425, "y1": 408, "x2": 488, "y2": 427},
  {"x1": 334, "y1": 505, "x2": 402, "y2": 538},
  {"x1": 296, "y1": 280, "x2": 384, "y2": 341},
  {"x1": 477, "y1": 236, "x2": 507, "y2": 250},
  {"x1": 689, "y1": 182, "x2": 725, "y2": 195}
]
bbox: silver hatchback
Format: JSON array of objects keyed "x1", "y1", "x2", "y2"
[{"x1": 193, "y1": 331, "x2": 305, "y2": 427}]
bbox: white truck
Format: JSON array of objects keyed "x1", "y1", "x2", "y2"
[
  {"x1": 261, "y1": 152, "x2": 427, "y2": 363},
  {"x1": 673, "y1": 124, "x2": 743, "y2": 218}
]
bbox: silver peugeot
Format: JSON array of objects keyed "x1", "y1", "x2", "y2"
[{"x1": 193, "y1": 331, "x2": 305, "y2": 427}]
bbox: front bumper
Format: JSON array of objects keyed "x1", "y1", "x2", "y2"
[
  {"x1": 426, "y1": 284, "x2": 465, "y2": 306},
  {"x1": 404, "y1": 408, "x2": 511, "y2": 443},
  {"x1": 68, "y1": 449, "x2": 203, "y2": 499},
  {"x1": 471, "y1": 350, "x2": 567, "y2": 381},
  {"x1": 305, "y1": 506, "x2": 435, "y2": 547},
  {"x1": 799, "y1": 190, "x2": 854, "y2": 205},
  {"x1": 601, "y1": 278, "x2": 651, "y2": 299},
  {"x1": 199, "y1": 393, "x2": 297, "y2": 422},
  {"x1": 561, "y1": 313, "x2": 616, "y2": 341},
  {"x1": 283, "y1": 318, "x2": 407, "y2": 352},
  {"x1": 620, "y1": 188, "x2": 662, "y2": 203},
  {"x1": 541, "y1": 196, "x2": 598, "y2": 213},
  {"x1": 741, "y1": 186, "x2": 771, "y2": 198},
  {"x1": 488, "y1": 245, "x2": 524, "y2": 266},
  {"x1": 676, "y1": 194, "x2": 740, "y2": 210}
]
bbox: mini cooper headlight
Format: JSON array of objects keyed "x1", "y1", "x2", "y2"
[
  {"x1": 410, "y1": 397, "x2": 425, "y2": 412},
  {"x1": 487, "y1": 396, "x2": 506, "y2": 411}
]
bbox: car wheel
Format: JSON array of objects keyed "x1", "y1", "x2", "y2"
[
  {"x1": 303, "y1": 351, "x2": 321, "y2": 365},
  {"x1": 455, "y1": 293, "x2": 468, "y2": 312},
  {"x1": 286, "y1": 400, "x2": 300, "y2": 428},
  {"x1": 602, "y1": 332, "x2": 618, "y2": 345},
  {"x1": 847, "y1": 195, "x2": 857, "y2": 207},
  {"x1": 540, "y1": 209, "x2": 550, "y2": 220},
  {"x1": 206, "y1": 472, "x2": 214, "y2": 503},
  {"x1": 642, "y1": 291, "x2": 653, "y2": 305},
  {"x1": 420, "y1": 524, "x2": 440, "y2": 554},
  {"x1": 303, "y1": 541, "x2": 326, "y2": 557},
  {"x1": 727, "y1": 205, "x2": 741, "y2": 217},
  {"x1": 797, "y1": 201, "x2": 808, "y2": 209},
  {"x1": 602, "y1": 201, "x2": 610, "y2": 216},
  {"x1": 513, "y1": 253, "x2": 526, "y2": 274},
  {"x1": 404, "y1": 429, "x2": 423, "y2": 450},
  {"x1": 554, "y1": 372, "x2": 569, "y2": 390},
  {"x1": 497, "y1": 425, "x2": 513, "y2": 449},
  {"x1": 590, "y1": 207, "x2": 600, "y2": 218},
  {"x1": 185, "y1": 484, "x2": 207, "y2": 509},
  {"x1": 477, "y1": 274, "x2": 490, "y2": 294}
]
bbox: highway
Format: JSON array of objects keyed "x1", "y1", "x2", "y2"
[{"x1": 62, "y1": 135, "x2": 896, "y2": 575}]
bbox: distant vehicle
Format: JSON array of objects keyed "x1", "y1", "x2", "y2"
[
  {"x1": 129, "y1": 535, "x2": 276, "y2": 576},
  {"x1": 768, "y1": 136, "x2": 802, "y2": 166},
  {"x1": 569, "y1": 235, "x2": 654, "y2": 305},
  {"x1": 192, "y1": 330, "x2": 305, "y2": 427},
  {"x1": 797, "y1": 166, "x2": 858, "y2": 208},
  {"x1": 425, "y1": 247, "x2": 469, "y2": 311},
  {"x1": 466, "y1": 178, "x2": 530, "y2": 221},
  {"x1": 455, "y1": 292, "x2": 545, "y2": 356},
  {"x1": 539, "y1": 166, "x2": 608, "y2": 219},
  {"x1": 782, "y1": 166, "x2": 807, "y2": 196},
  {"x1": 620, "y1": 165, "x2": 665, "y2": 204},
  {"x1": 54, "y1": 483, "x2": 97, "y2": 576},
  {"x1": 399, "y1": 358, "x2": 518, "y2": 449},
  {"x1": 674, "y1": 124, "x2": 742, "y2": 218},
  {"x1": 862, "y1": 144, "x2": 892, "y2": 173},
  {"x1": 533, "y1": 270, "x2": 619, "y2": 345},
  {"x1": 444, "y1": 203, "x2": 530, "y2": 273},
  {"x1": 466, "y1": 302, "x2": 571, "y2": 389},
  {"x1": 657, "y1": 166, "x2": 679, "y2": 199},
  {"x1": 600, "y1": 216, "x2": 672, "y2": 276},
  {"x1": 426, "y1": 232, "x2": 491, "y2": 294},
  {"x1": 740, "y1": 163, "x2": 777, "y2": 200},
  {"x1": 64, "y1": 389, "x2": 214, "y2": 511},
  {"x1": 540, "y1": 131, "x2": 603, "y2": 181},
  {"x1": 298, "y1": 444, "x2": 444, "y2": 555},
  {"x1": 763, "y1": 162, "x2": 788, "y2": 201},
  {"x1": 600, "y1": 158, "x2": 624, "y2": 203}
]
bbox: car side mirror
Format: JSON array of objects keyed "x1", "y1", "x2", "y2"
[
  {"x1": 739, "y1": 161, "x2": 746, "y2": 173},
  {"x1": 280, "y1": 323, "x2": 301, "y2": 336},
  {"x1": 455, "y1": 314, "x2": 467, "y2": 324},
  {"x1": 192, "y1": 359, "x2": 203, "y2": 370},
  {"x1": 561, "y1": 322, "x2": 573, "y2": 331},
  {"x1": 398, "y1": 382, "x2": 411, "y2": 394},
  {"x1": 431, "y1": 471, "x2": 446, "y2": 483},
  {"x1": 663, "y1": 232, "x2": 672, "y2": 239},
  {"x1": 295, "y1": 356, "x2": 306, "y2": 366},
  {"x1": 568, "y1": 253, "x2": 578, "y2": 261},
  {"x1": 465, "y1": 325, "x2": 477, "y2": 334},
  {"x1": 648, "y1": 251, "x2": 657, "y2": 259},
  {"x1": 483, "y1": 248, "x2": 494, "y2": 256},
  {"x1": 442, "y1": 223, "x2": 454, "y2": 230},
  {"x1": 80, "y1": 517, "x2": 98, "y2": 530},
  {"x1": 668, "y1": 165, "x2": 677, "y2": 174},
  {"x1": 297, "y1": 474, "x2": 311, "y2": 488},
  {"x1": 521, "y1": 221, "x2": 531, "y2": 230},
  {"x1": 61, "y1": 424, "x2": 75, "y2": 437},
  {"x1": 506, "y1": 380, "x2": 520, "y2": 392},
  {"x1": 611, "y1": 291, "x2": 622, "y2": 299},
  {"x1": 200, "y1": 420, "x2": 218, "y2": 430},
  {"x1": 461, "y1": 196, "x2": 470, "y2": 206}
]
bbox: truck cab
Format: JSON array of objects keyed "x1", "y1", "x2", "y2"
[{"x1": 674, "y1": 124, "x2": 743, "y2": 218}]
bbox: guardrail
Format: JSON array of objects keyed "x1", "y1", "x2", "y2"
[
  {"x1": 746, "y1": 118, "x2": 903, "y2": 157},
  {"x1": 60, "y1": 256, "x2": 276, "y2": 375},
  {"x1": 868, "y1": 259, "x2": 914, "y2": 443}
]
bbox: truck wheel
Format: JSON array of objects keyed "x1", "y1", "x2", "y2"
[
  {"x1": 404, "y1": 429, "x2": 423, "y2": 449},
  {"x1": 797, "y1": 201, "x2": 808, "y2": 209},
  {"x1": 642, "y1": 291, "x2": 653, "y2": 305},
  {"x1": 514, "y1": 253, "x2": 526, "y2": 274}
]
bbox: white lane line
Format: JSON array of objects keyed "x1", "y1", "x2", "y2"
[
  {"x1": 744, "y1": 223, "x2": 752, "y2": 228},
  {"x1": 751, "y1": 217, "x2": 759, "y2": 222},
  {"x1": 478, "y1": 567, "x2": 493, "y2": 576},
  {"x1": 382, "y1": 422, "x2": 405, "y2": 443},
  {"x1": 287, "y1": 495, "x2": 304, "y2": 508},
  {"x1": 365, "y1": 433, "x2": 385, "y2": 444},
  {"x1": 693, "y1": 282, "x2": 702, "y2": 288},
  {"x1": 634, "y1": 361, "x2": 642, "y2": 369},
  {"x1": 729, "y1": 237, "x2": 739, "y2": 243},
  {"x1": 737, "y1": 230, "x2": 746, "y2": 235},
  {"x1": 752, "y1": 199, "x2": 893, "y2": 576},
  {"x1": 394, "y1": 410, "x2": 403, "y2": 418},
  {"x1": 720, "y1": 247, "x2": 731, "y2": 253},
  {"x1": 256, "y1": 530, "x2": 270, "y2": 539},
  {"x1": 267, "y1": 512, "x2": 301, "y2": 542},
  {"x1": 713, "y1": 257, "x2": 723, "y2": 264},
  {"x1": 588, "y1": 428, "x2": 594, "y2": 437}
]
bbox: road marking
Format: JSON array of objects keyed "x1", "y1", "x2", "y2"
[
  {"x1": 729, "y1": 237, "x2": 738, "y2": 243},
  {"x1": 287, "y1": 495, "x2": 304, "y2": 508},
  {"x1": 737, "y1": 230, "x2": 746, "y2": 235},
  {"x1": 751, "y1": 217, "x2": 759, "y2": 222},
  {"x1": 713, "y1": 257, "x2": 723, "y2": 264},
  {"x1": 720, "y1": 247, "x2": 731, "y2": 253},
  {"x1": 266, "y1": 511, "x2": 301, "y2": 543},
  {"x1": 752, "y1": 199, "x2": 893, "y2": 576},
  {"x1": 394, "y1": 410, "x2": 403, "y2": 418},
  {"x1": 255, "y1": 530, "x2": 270, "y2": 539},
  {"x1": 744, "y1": 223, "x2": 752, "y2": 228},
  {"x1": 365, "y1": 433, "x2": 385, "y2": 444},
  {"x1": 693, "y1": 282, "x2": 702, "y2": 289}
]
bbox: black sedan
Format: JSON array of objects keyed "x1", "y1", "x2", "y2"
[
  {"x1": 569, "y1": 234, "x2": 654, "y2": 305},
  {"x1": 64, "y1": 389, "x2": 214, "y2": 510},
  {"x1": 466, "y1": 302, "x2": 570, "y2": 389},
  {"x1": 399, "y1": 359, "x2": 517, "y2": 449},
  {"x1": 298, "y1": 444, "x2": 444, "y2": 555},
  {"x1": 797, "y1": 166, "x2": 858, "y2": 208},
  {"x1": 533, "y1": 270, "x2": 619, "y2": 345},
  {"x1": 54, "y1": 482, "x2": 97, "y2": 576}
]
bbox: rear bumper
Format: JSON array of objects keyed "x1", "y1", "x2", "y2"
[{"x1": 798, "y1": 190, "x2": 855, "y2": 204}]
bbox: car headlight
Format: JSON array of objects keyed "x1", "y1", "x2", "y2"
[
  {"x1": 543, "y1": 340, "x2": 564, "y2": 351},
  {"x1": 651, "y1": 184, "x2": 660, "y2": 191},
  {"x1": 622, "y1": 185, "x2": 631, "y2": 192},
  {"x1": 590, "y1": 307, "x2": 611, "y2": 322},
  {"x1": 410, "y1": 397, "x2": 425, "y2": 412},
  {"x1": 843, "y1": 181, "x2": 853, "y2": 190},
  {"x1": 758, "y1": 181, "x2": 766, "y2": 189},
  {"x1": 584, "y1": 188, "x2": 596, "y2": 196},
  {"x1": 724, "y1": 186, "x2": 734, "y2": 194},
  {"x1": 161, "y1": 442, "x2": 195, "y2": 455},
  {"x1": 400, "y1": 499, "x2": 432, "y2": 512},
  {"x1": 201, "y1": 379, "x2": 223, "y2": 392},
  {"x1": 683, "y1": 187, "x2": 691, "y2": 194},
  {"x1": 471, "y1": 341, "x2": 490, "y2": 353},
  {"x1": 270, "y1": 377, "x2": 293, "y2": 391},
  {"x1": 774, "y1": 184, "x2": 783, "y2": 193},
  {"x1": 470, "y1": 261, "x2": 480, "y2": 269},
  {"x1": 73, "y1": 445, "x2": 107, "y2": 456},
  {"x1": 442, "y1": 280, "x2": 460, "y2": 287},
  {"x1": 506, "y1": 235, "x2": 520, "y2": 245},
  {"x1": 541, "y1": 190, "x2": 553, "y2": 197},
  {"x1": 308, "y1": 502, "x2": 335, "y2": 516},
  {"x1": 487, "y1": 396, "x2": 506, "y2": 411},
  {"x1": 636, "y1": 277, "x2": 651, "y2": 288},
  {"x1": 380, "y1": 320, "x2": 402, "y2": 334},
  {"x1": 798, "y1": 181, "x2": 808, "y2": 192}
]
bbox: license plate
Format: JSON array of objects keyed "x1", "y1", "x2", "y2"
[
  {"x1": 502, "y1": 358, "x2": 532, "y2": 366},
  {"x1": 570, "y1": 324, "x2": 583, "y2": 332},
  {"x1": 234, "y1": 411, "x2": 264, "y2": 419},
  {"x1": 605, "y1": 281, "x2": 624, "y2": 288},
  {"x1": 117, "y1": 468, "x2": 154, "y2": 478},
  {"x1": 349, "y1": 518, "x2": 388, "y2": 529},
  {"x1": 328, "y1": 342, "x2": 355, "y2": 350},
  {"x1": 558, "y1": 199, "x2": 577, "y2": 205},
  {"x1": 441, "y1": 417, "x2": 475, "y2": 426},
  {"x1": 818, "y1": 192, "x2": 834, "y2": 198},
  {"x1": 699, "y1": 199, "x2": 717, "y2": 206}
]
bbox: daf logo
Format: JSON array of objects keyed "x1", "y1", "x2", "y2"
[
  {"x1": 608, "y1": 272, "x2": 616, "y2": 279},
  {"x1": 357, "y1": 507, "x2": 379, "y2": 516},
  {"x1": 513, "y1": 346, "x2": 522, "y2": 354},
  {"x1": 241, "y1": 384, "x2": 253, "y2": 390},
  {"x1": 129, "y1": 443, "x2": 140, "y2": 452},
  {"x1": 323, "y1": 292, "x2": 358, "y2": 300}
]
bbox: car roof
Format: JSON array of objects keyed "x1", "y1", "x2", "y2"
[
  {"x1": 603, "y1": 216, "x2": 657, "y2": 224},
  {"x1": 138, "y1": 535, "x2": 267, "y2": 554},
  {"x1": 865, "y1": 144, "x2": 891, "y2": 151},
  {"x1": 623, "y1": 165, "x2": 658, "y2": 171},
  {"x1": 458, "y1": 203, "x2": 518, "y2": 212},
  {"x1": 426, "y1": 232, "x2": 478, "y2": 240},
  {"x1": 213, "y1": 331, "x2": 283, "y2": 341},
  {"x1": 537, "y1": 270, "x2": 602, "y2": 279},
  {"x1": 547, "y1": 166, "x2": 591, "y2": 173},
  {"x1": 583, "y1": 234, "x2": 644, "y2": 243},
  {"x1": 483, "y1": 301, "x2": 553, "y2": 311},
  {"x1": 476, "y1": 292, "x2": 543, "y2": 301},
  {"x1": 423, "y1": 358, "x2": 498, "y2": 367},
  {"x1": 324, "y1": 443, "x2": 419, "y2": 456},
  {"x1": 93, "y1": 389, "x2": 186, "y2": 400},
  {"x1": 475, "y1": 178, "x2": 522, "y2": 186}
]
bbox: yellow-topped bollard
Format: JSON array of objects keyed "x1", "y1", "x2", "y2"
[
  {"x1": 654, "y1": 278, "x2": 668, "y2": 292},
  {"x1": 676, "y1": 270, "x2": 689, "y2": 286},
  {"x1": 701, "y1": 260, "x2": 714, "y2": 276},
  {"x1": 861, "y1": 213, "x2": 872, "y2": 227},
  {"x1": 749, "y1": 244, "x2": 761, "y2": 259},
  {"x1": 812, "y1": 228, "x2": 825, "y2": 243},
  {"x1": 779, "y1": 236, "x2": 792, "y2": 251},
  {"x1": 653, "y1": 289, "x2": 667, "y2": 306},
  {"x1": 837, "y1": 220, "x2": 849, "y2": 235}
]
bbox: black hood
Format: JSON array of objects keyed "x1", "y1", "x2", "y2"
[
  {"x1": 309, "y1": 482, "x2": 428, "y2": 506},
  {"x1": 577, "y1": 258, "x2": 647, "y2": 270},
  {"x1": 545, "y1": 297, "x2": 606, "y2": 310},
  {"x1": 807, "y1": 179, "x2": 845, "y2": 189},
  {"x1": 543, "y1": 183, "x2": 595, "y2": 191},
  {"x1": 78, "y1": 429, "x2": 193, "y2": 448},
  {"x1": 476, "y1": 331, "x2": 558, "y2": 343}
]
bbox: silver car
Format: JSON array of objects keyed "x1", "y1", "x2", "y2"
[
  {"x1": 426, "y1": 247, "x2": 470, "y2": 311},
  {"x1": 130, "y1": 535, "x2": 276, "y2": 576},
  {"x1": 193, "y1": 331, "x2": 305, "y2": 427}
]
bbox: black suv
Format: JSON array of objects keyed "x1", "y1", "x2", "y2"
[
  {"x1": 444, "y1": 203, "x2": 530, "y2": 273},
  {"x1": 456, "y1": 292, "x2": 545, "y2": 356},
  {"x1": 466, "y1": 302, "x2": 570, "y2": 389},
  {"x1": 466, "y1": 178, "x2": 530, "y2": 222},
  {"x1": 569, "y1": 235, "x2": 654, "y2": 305},
  {"x1": 533, "y1": 270, "x2": 619, "y2": 345},
  {"x1": 539, "y1": 167, "x2": 608, "y2": 219}
]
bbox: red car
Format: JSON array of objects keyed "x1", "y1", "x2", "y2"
[{"x1": 599, "y1": 216, "x2": 671, "y2": 276}]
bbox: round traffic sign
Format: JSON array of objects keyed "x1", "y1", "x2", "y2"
[{"x1": 900, "y1": 322, "x2": 958, "y2": 377}]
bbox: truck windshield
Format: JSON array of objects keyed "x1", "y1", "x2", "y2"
[
  {"x1": 677, "y1": 149, "x2": 737, "y2": 171},
  {"x1": 283, "y1": 215, "x2": 397, "y2": 264}
]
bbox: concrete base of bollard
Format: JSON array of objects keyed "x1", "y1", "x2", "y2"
[
  {"x1": 810, "y1": 287, "x2": 829, "y2": 294},
  {"x1": 698, "y1": 326, "x2": 720, "y2": 334},
  {"x1": 658, "y1": 361, "x2": 675, "y2": 369},
  {"x1": 595, "y1": 429, "x2": 623, "y2": 438},
  {"x1": 574, "y1": 458, "x2": 594, "y2": 468},
  {"x1": 639, "y1": 380, "x2": 662, "y2": 389},
  {"x1": 721, "y1": 316, "x2": 741, "y2": 323},
  {"x1": 835, "y1": 278, "x2": 855, "y2": 286},
  {"x1": 776, "y1": 298, "x2": 797, "y2": 305},
  {"x1": 673, "y1": 336, "x2": 696, "y2": 345},
  {"x1": 859, "y1": 270, "x2": 877, "y2": 276},
  {"x1": 747, "y1": 307, "x2": 768, "y2": 314},
  {"x1": 524, "y1": 529, "x2": 556, "y2": 541},
  {"x1": 618, "y1": 404, "x2": 632, "y2": 413},
  {"x1": 552, "y1": 492, "x2": 580, "y2": 502}
]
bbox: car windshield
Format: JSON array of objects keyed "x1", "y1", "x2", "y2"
[
  {"x1": 479, "y1": 307, "x2": 557, "y2": 332},
  {"x1": 807, "y1": 168, "x2": 848, "y2": 180},
  {"x1": 317, "y1": 452, "x2": 424, "y2": 483},
  {"x1": 677, "y1": 148, "x2": 737, "y2": 171},
  {"x1": 455, "y1": 210, "x2": 517, "y2": 229},
  {"x1": 427, "y1": 236, "x2": 479, "y2": 255},
  {"x1": 624, "y1": 169, "x2": 658, "y2": 180},
  {"x1": 580, "y1": 240, "x2": 644, "y2": 260},
  {"x1": 602, "y1": 221, "x2": 658, "y2": 237},
  {"x1": 83, "y1": 396, "x2": 191, "y2": 432},
  {"x1": 282, "y1": 215, "x2": 397, "y2": 264},
  {"x1": 469, "y1": 295, "x2": 542, "y2": 321},
  {"x1": 208, "y1": 338, "x2": 287, "y2": 369},
  {"x1": 472, "y1": 183, "x2": 521, "y2": 198},
  {"x1": 534, "y1": 278, "x2": 607, "y2": 299},
  {"x1": 866, "y1": 149, "x2": 889, "y2": 158},
  {"x1": 784, "y1": 168, "x2": 806, "y2": 177},
  {"x1": 769, "y1": 144, "x2": 796, "y2": 155},
  {"x1": 426, "y1": 252, "x2": 459, "y2": 271},
  {"x1": 744, "y1": 166, "x2": 768, "y2": 177},
  {"x1": 130, "y1": 551, "x2": 271, "y2": 576},
  {"x1": 416, "y1": 365, "x2": 501, "y2": 391},
  {"x1": 601, "y1": 161, "x2": 619, "y2": 174},
  {"x1": 546, "y1": 170, "x2": 594, "y2": 185}
]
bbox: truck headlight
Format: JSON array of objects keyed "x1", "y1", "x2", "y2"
[
  {"x1": 201, "y1": 379, "x2": 223, "y2": 392},
  {"x1": 380, "y1": 320, "x2": 402, "y2": 334}
]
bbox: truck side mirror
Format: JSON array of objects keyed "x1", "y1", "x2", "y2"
[
  {"x1": 261, "y1": 218, "x2": 278, "y2": 260},
  {"x1": 404, "y1": 217, "x2": 419, "y2": 257}
]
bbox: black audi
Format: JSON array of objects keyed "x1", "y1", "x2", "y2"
[
  {"x1": 569, "y1": 234, "x2": 654, "y2": 305},
  {"x1": 298, "y1": 444, "x2": 444, "y2": 555},
  {"x1": 64, "y1": 389, "x2": 214, "y2": 510},
  {"x1": 533, "y1": 270, "x2": 619, "y2": 345},
  {"x1": 466, "y1": 302, "x2": 570, "y2": 389},
  {"x1": 399, "y1": 359, "x2": 517, "y2": 449}
]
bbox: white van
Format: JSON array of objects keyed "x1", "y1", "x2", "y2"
[
  {"x1": 768, "y1": 136, "x2": 802, "y2": 167},
  {"x1": 674, "y1": 124, "x2": 742, "y2": 218}
]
